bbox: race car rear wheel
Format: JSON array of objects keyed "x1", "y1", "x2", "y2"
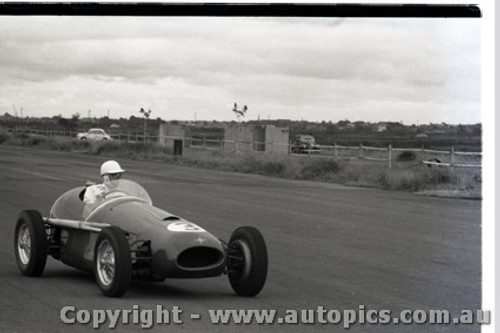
[
  {"x1": 14, "y1": 210, "x2": 48, "y2": 277},
  {"x1": 227, "y1": 226, "x2": 268, "y2": 297},
  {"x1": 94, "y1": 227, "x2": 132, "y2": 297}
]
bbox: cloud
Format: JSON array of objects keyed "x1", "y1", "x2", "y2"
[{"x1": 0, "y1": 16, "x2": 481, "y2": 124}]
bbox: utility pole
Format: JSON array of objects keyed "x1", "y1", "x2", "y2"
[
  {"x1": 139, "y1": 108, "x2": 152, "y2": 143},
  {"x1": 231, "y1": 102, "x2": 248, "y2": 155}
]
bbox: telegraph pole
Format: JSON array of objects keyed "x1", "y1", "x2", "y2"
[
  {"x1": 139, "y1": 108, "x2": 152, "y2": 143},
  {"x1": 231, "y1": 102, "x2": 248, "y2": 155}
]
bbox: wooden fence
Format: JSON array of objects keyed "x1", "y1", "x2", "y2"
[
  {"x1": 1, "y1": 128, "x2": 482, "y2": 169},
  {"x1": 318, "y1": 143, "x2": 482, "y2": 169}
]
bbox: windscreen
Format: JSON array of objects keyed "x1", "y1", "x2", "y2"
[
  {"x1": 103, "y1": 179, "x2": 152, "y2": 204},
  {"x1": 82, "y1": 179, "x2": 152, "y2": 220}
]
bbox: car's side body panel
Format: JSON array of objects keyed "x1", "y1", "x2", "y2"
[{"x1": 50, "y1": 187, "x2": 86, "y2": 221}]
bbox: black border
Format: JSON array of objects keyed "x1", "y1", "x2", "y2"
[{"x1": 0, "y1": 3, "x2": 481, "y2": 18}]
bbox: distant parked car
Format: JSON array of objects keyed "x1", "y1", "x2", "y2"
[
  {"x1": 77, "y1": 128, "x2": 112, "y2": 141},
  {"x1": 291, "y1": 135, "x2": 320, "y2": 154}
]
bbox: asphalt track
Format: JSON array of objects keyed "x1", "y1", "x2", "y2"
[{"x1": 0, "y1": 145, "x2": 481, "y2": 332}]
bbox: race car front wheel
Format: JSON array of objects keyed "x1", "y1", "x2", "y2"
[
  {"x1": 14, "y1": 210, "x2": 48, "y2": 277},
  {"x1": 94, "y1": 227, "x2": 132, "y2": 297},
  {"x1": 227, "y1": 226, "x2": 268, "y2": 297}
]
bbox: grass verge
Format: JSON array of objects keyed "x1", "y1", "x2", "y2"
[{"x1": 0, "y1": 133, "x2": 481, "y2": 199}]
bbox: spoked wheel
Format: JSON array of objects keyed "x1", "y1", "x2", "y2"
[
  {"x1": 14, "y1": 210, "x2": 48, "y2": 276},
  {"x1": 227, "y1": 226, "x2": 268, "y2": 297},
  {"x1": 94, "y1": 227, "x2": 132, "y2": 297}
]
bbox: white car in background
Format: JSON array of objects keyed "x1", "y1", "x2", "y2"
[{"x1": 77, "y1": 128, "x2": 112, "y2": 141}]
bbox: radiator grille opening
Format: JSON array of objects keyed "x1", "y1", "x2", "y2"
[{"x1": 177, "y1": 247, "x2": 223, "y2": 268}]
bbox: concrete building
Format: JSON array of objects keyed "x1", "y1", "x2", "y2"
[
  {"x1": 264, "y1": 125, "x2": 290, "y2": 154},
  {"x1": 158, "y1": 123, "x2": 191, "y2": 155},
  {"x1": 158, "y1": 123, "x2": 289, "y2": 155},
  {"x1": 216, "y1": 124, "x2": 289, "y2": 154}
]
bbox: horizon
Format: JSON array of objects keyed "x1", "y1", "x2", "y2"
[{"x1": 0, "y1": 112, "x2": 481, "y2": 126}]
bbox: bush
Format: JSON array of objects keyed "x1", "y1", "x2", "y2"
[
  {"x1": 0, "y1": 133, "x2": 10, "y2": 144},
  {"x1": 262, "y1": 161, "x2": 285, "y2": 176},
  {"x1": 51, "y1": 141, "x2": 73, "y2": 151},
  {"x1": 300, "y1": 159, "x2": 340, "y2": 179},
  {"x1": 426, "y1": 168, "x2": 451, "y2": 184},
  {"x1": 237, "y1": 155, "x2": 262, "y2": 174},
  {"x1": 379, "y1": 169, "x2": 426, "y2": 191},
  {"x1": 95, "y1": 141, "x2": 122, "y2": 155},
  {"x1": 14, "y1": 133, "x2": 30, "y2": 140},
  {"x1": 397, "y1": 151, "x2": 417, "y2": 162},
  {"x1": 27, "y1": 136, "x2": 48, "y2": 146}
]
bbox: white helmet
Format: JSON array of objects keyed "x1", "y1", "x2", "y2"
[{"x1": 100, "y1": 160, "x2": 125, "y2": 176}]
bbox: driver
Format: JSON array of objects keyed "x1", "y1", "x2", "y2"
[{"x1": 83, "y1": 160, "x2": 126, "y2": 205}]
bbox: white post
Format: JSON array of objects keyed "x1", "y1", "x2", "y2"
[
  {"x1": 388, "y1": 144, "x2": 392, "y2": 169},
  {"x1": 450, "y1": 147, "x2": 455, "y2": 174}
]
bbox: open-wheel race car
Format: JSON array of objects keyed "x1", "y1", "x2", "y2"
[{"x1": 14, "y1": 179, "x2": 268, "y2": 297}]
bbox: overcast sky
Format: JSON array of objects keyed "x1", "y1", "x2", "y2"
[{"x1": 0, "y1": 15, "x2": 480, "y2": 124}]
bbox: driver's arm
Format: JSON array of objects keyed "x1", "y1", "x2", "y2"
[{"x1": 83, "y1": 184, "x2": 106, "y2": 204}]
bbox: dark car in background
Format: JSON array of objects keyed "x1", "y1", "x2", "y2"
[{"x1": 290, "y1": 135, "x2": 320, "y2": 154}]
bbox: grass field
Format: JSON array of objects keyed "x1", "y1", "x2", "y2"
[{"x1": 0, "y1": 132, "x2": 481, "y2": 199}]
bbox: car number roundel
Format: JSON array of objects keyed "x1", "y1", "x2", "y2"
[{"x1": 167, "y1": 222, "x2": 205, "y2": 232}]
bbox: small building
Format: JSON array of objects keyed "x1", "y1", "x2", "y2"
[
  {"x1": 158, "y1": 124, "x2": 191, "y2": 155},
  {"x1": 224, "y1": 124, "x2": 289, "y2": 154},
  {"x1": 158, "y1": 123, "x2": 289, "y2": 155}
]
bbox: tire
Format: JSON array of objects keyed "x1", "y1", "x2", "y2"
[
  {"x1": 227, "y1": 226, "x2": 268, "y2": 297},
  {"x1": 94, "y1": 227, "x2": 132, "y2": 297},
  {"x1": 14, "y1": 210, "x2": 48, "y2": 277}
]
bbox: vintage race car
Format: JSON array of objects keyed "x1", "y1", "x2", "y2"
[{"x1": 14, "y1": 179, "x2": 268, "y2": 297}]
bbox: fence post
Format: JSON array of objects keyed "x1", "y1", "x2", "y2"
[
  {"x1": 334, "y1": 142, "x2": 338, "y2": 158},
  {"x1": 450, "y1": 147, "x2": 455, "y2": 172},
  {"x1": 388, "y1": 144, "x2": 392, "y2": 169},
  {"x1": 359, "y1": 143, "x2": 363, "y2": 159}
]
